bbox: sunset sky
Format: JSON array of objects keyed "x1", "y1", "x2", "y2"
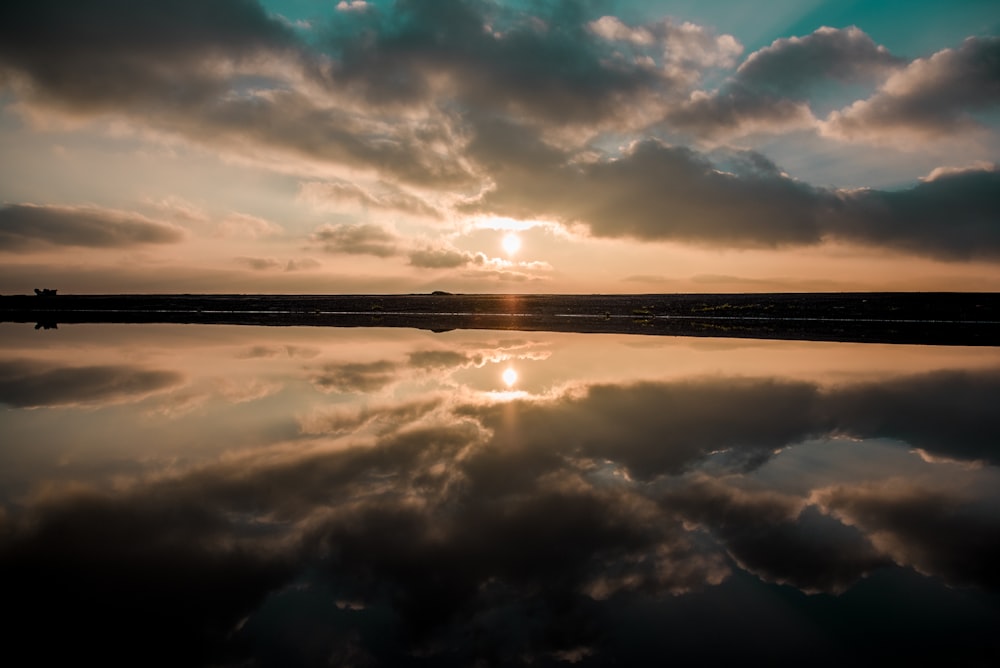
[{"x1": 1, "y1": 0, "x2": 999, "y2": 294}]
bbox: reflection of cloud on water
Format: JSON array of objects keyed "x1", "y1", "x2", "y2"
[
  {"x1": 814, "y1": 480, "x2": 1000, "y2": 589},
  {"x1": 0, "y1": 358, "x2": 182, "y2": 408},
  {"x1": 234, "y1": 344, "x2": 321, "y2": 359},
  {"x1": 310, "y1": 359, "x2": 401, "y2": 393},
  {"x1": 145, "y1": 378, "x2": 284, "y2": 418},
  {"x1": 307, "y1": 340, "x2": 552, "y2": 395},
  {"x1": 3, "y1": 365, "x2": 1000, "y2": 664}
]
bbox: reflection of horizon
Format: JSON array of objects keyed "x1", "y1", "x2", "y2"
[{"x1": 2, "y1": 326, "x2": 1000, "y2": 665}]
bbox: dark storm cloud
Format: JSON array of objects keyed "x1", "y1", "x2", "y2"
[
  {"x1": 311, "y1": 223, "x2": 399, "y2": 257},
  {"x1": 0, "y1": 0, "x2": 297, "y2": 111},
  {"x1": 826, "y1": 36, "x2": 1000, "y2": 139},
  {"x1": 470, "y1": 126, "x2": 1000, "y2": 259},
  {"x1": 826, "y1": 164, "x2": 1000, "y2": 260},
  {"x1": 0, "y1": 0, "x2": 475, "y2": 187},
  {"x1": 326, "y1": 0, "x2": 667, "y2": 125},
  {"x1": 664, "y1": 26, "x2": 901, "y2": 138},
  {"x1": 816, "y1": 481, "x2": 1000, "y2": 589},
  {"x1": 470, "y1": 135, "x2": 829, "y2": 248},
  {"x1": 0, "y1": 359, "x2": 182, "y2": 407},
  {"x1": 0, "y1": 204, "x2": 185, "y2": 250},
  {"x1": 737, "y1": 26, "x2": 903, "y2": 96},
  {"x1": 666, "y1": 83, "x2": 814, "y2": 138}
]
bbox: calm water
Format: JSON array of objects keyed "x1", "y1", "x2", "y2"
[{"x1": 2, "y1": 323, "x2": 999, "y2": 666}]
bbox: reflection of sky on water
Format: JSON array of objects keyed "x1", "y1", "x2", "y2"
[{"x1": 1, "y1": 323, "x2": 999, "y2": 666}]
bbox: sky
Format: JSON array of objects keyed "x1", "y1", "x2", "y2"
[{"x1": 1, "y1": 0, "x2": 999, "y2": 294}]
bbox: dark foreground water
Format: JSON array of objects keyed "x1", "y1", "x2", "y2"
[{"x1": 1, "y1": 323, "x2": 999, "y2": 666}]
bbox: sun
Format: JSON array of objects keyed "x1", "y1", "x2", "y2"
[
  {"x1": 502, "y1": 232, "x2": 521, "y2": 256},
  {"x1": 502, "y1": 367, "x2": 518, "y2": 387}
]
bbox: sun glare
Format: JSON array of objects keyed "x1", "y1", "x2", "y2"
[
  {"x1": 502, "y1": 367, "x2": 518, "y2": 387},
  {"x1": 502, "y1": 232, "x2": 521, "y2": 256}
]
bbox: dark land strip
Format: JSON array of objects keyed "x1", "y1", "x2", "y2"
[{"x1": 3, "y1": 292, "x2": 1000, "y2": 346}]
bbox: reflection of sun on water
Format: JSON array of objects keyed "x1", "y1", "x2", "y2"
[
  {"x1": 502, "y1": 367, "x2": 518, "y2": 387},
  {"x1": 502, "y1": 232, "x2": 521, "y2": 256}
]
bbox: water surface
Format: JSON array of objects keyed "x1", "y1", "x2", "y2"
[{"x1": 1, "y1": 323, "x2": 998, "y2": 665}]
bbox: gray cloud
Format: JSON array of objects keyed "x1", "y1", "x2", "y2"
[
  {"x1": 299, "y1": 180, "x2": 442, "y2": 219},
  {"x1": 408, "y1": 247, "x2": 477, "y2": 268},
  {"x1": 737, "y1": 26, "x2": 903, "y2": 96},
  {"x1": 0, "y1": 204, "x2": 185, "y2": 251},
  {"x1": 0, "y1": 0, "x2": 296, "y2": 112},
  {"x1": 0, "y1": 359, "x2": 182, "y2": 407},
  {"x1": 469, "y1": 124, "x2": 1000, "y2": 259},
  {"x1": 310, "y1": 223, "x2": 399, "y2": 257},
  {"x1": 827, "y1": 165, "x2": 1000, "y2": 260},
  {"x1": 234, "y1": 256, "x2": 283, "y2": 271},
  {"x1": 666, "y1": 83, "x2": 815, "y2": 139},
  {"x1": 0, "y1": 0, "x2": 475, "y2": 188},
  {"x1": 470, "y1": 134, "x2": 829, "y2": 248},
  {"x1": 825, "y1": 36, "x2": 1000, "y2": 140},
  {"x1": 665, "y1": 26, "x2": 902, "y2": 139},
  {"x1": 325, "y1": 0, "x2": 669, "y2": 126}
]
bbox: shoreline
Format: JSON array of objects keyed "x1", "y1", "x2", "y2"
[{"x1": 3, "y1": 292, "x2": 1000, "y2": 346}]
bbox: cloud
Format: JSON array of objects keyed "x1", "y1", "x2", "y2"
[
  {"x1": 587, "y1": 15, "x2": 743, "y2": 82},
  {"x1": 824, "y1": 36, "x2": 1000, "y2": 140},
  {"x1": 310, "y1": 223, "x2": 399, "y2": 257},
  {"x1": 664, "y1": 26, "x2": 905, "y2": 139},
  {"x1": 827, "y1": 164, "x2": 1000, "y2": 260},
  {"x1": 299, "y1": 180, "x2": 442, "y2": 219},
  {"x1": 737, "y1": 26, "x2": 903, "y2": 96},
  {"x1": 234, "y1": 256, "x2": 283, "y2": 271},
  {"x1": 0, "y1": 0, "x2": 475, "y2": 188},
  {"x1": 469, "y1": 135, "x2": 829, "y2": 248},
  {"x1": 234, "y1": 256, "x2": 321, "y2": 272},
  {"x1": 327, "y1": 1, "x2": 670, "y2": 127},
  {"x1": 0, "y1": 203, "x2": 185, "y2": 250},
  {"x1": 666, "y1": 84, "x2": 816, "y2": 139},
  {"x1": 0, "y1": 0, "x2": 297, "y2": 112},
  {"x1": 469, "y1": 125, "x2": 1000, "y2": 260},
  {"x1": 408, "y1": 247, "x2": 477, "y2": 268},
  {"x1": 0, "y1": 359, "x2": 182, "y2": 407}
]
